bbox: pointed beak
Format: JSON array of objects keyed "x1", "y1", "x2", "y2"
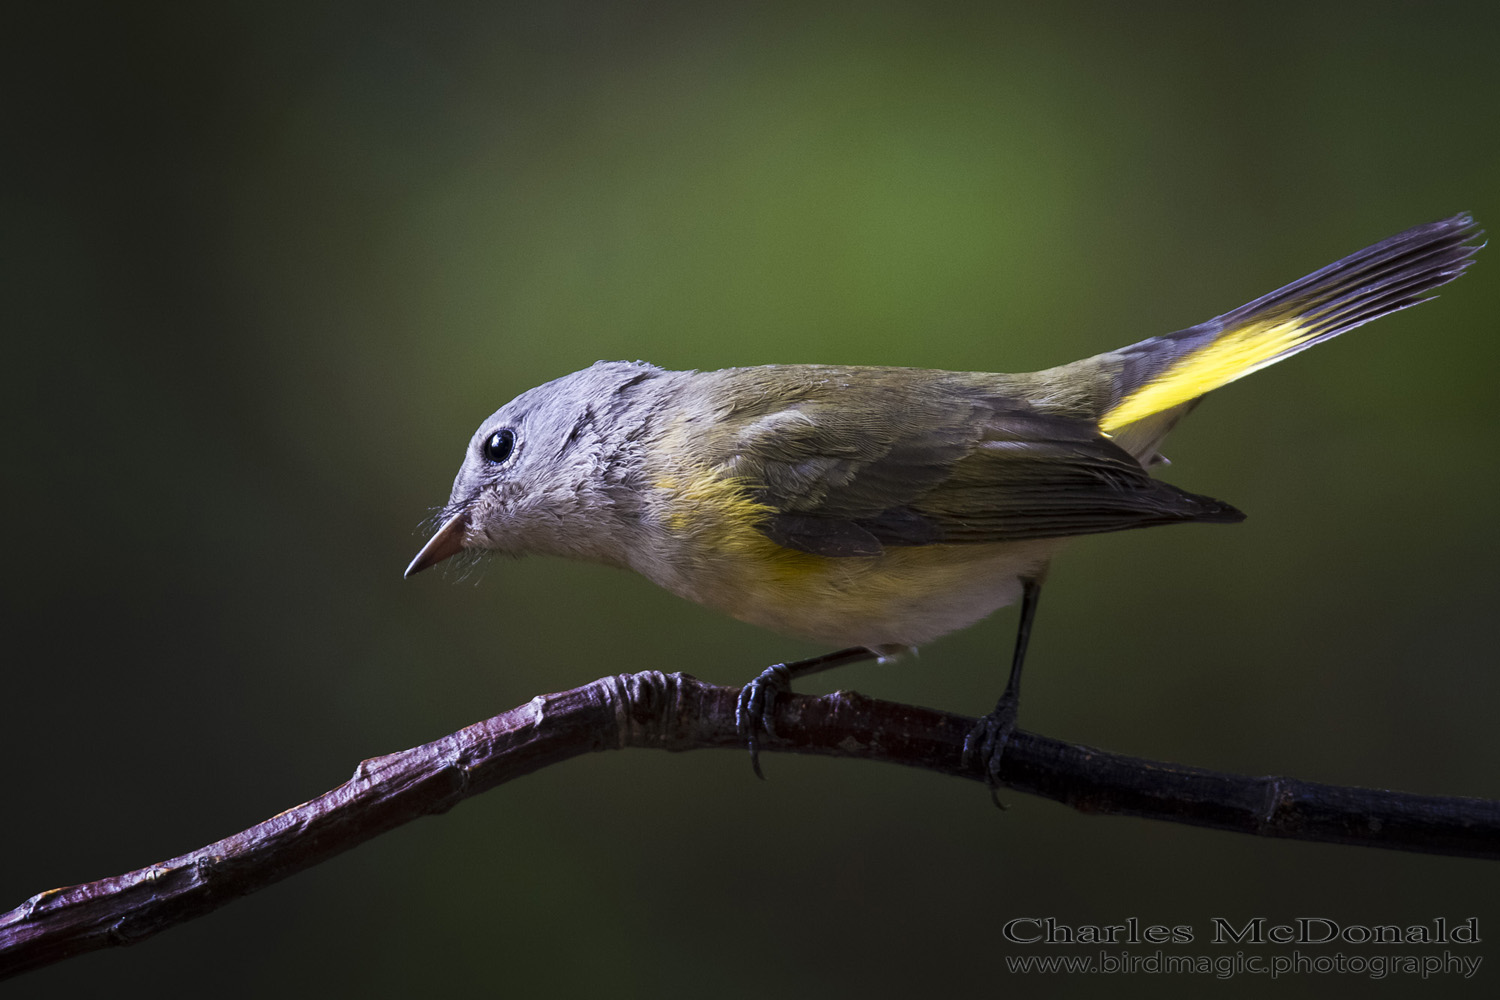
[{"x1": 404, "y1": 511, "x2": 470, "y2": 578}]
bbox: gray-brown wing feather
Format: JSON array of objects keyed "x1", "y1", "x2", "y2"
[{"x1": 721, "y1": 386, "x2": 1242, "y2": 557}]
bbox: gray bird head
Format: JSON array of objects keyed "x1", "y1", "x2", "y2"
[{"x1": 405, "y1": 360, "x2": 668, "y2": 576}]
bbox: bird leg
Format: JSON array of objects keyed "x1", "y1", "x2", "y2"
[{"x1": 963, "y1": 577, "x2": 1043, "y2": 803}]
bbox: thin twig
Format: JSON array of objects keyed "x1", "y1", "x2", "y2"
[{"x1": 2, "y1": 671, "x2": 1496, "y2": 980}]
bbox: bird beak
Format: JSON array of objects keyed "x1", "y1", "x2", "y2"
[{"x1": 404, "y1": 511, "x2": 470, "y2": 577}]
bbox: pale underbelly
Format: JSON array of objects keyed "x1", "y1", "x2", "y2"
[{"x1": 637, "y1": 537, "x2": 1063, "y2": 650}]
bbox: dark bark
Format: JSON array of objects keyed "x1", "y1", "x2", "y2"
[{"x1": 3, "y1": 671, "x2": 1496, "y2": 980}]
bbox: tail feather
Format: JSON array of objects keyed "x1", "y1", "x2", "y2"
[{"x1": 1099, "y1": 214, "x2": 1483, "y2": 436}]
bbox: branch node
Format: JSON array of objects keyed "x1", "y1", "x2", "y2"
[
  {"x1": 18, "y1": 888, "x2": 63, "y2": 923},
  {"x1": 444, "y1": 755, "x2": 473, "y2": 796},
  {"x1": 1257, "y1": 775, "x2": 1292, "y2": 832}
]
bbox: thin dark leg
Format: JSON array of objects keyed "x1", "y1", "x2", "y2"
[
  {"x1": 963, "y1": 577, "x2": 1043, "y2": 801},
  {"x1": 737, "y1": 646, "x2": 879, "y2": 780},
  {"x1": 1000, "y1": 576, "x2": 1041, "y2": 712}
]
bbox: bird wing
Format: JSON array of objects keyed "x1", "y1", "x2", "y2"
[{"x1": 714, "y1": 373, "x2": 1243, "y2": 558}]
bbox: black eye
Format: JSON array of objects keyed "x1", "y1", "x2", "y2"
[{"x1": 482, "y1": 428, "x2": 516, "y2": 464}]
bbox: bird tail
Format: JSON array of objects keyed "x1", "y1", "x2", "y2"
[{"x1": 1096, "y1": 214, "x2": 1483, "y2": 451}]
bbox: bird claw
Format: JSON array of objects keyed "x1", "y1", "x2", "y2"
[
  {"x1": 736, "y1": 663, "x2": 793, "y2": 780},
  {"x1": 963, "y1": 693, "x2": 1018, "y2": 808}
]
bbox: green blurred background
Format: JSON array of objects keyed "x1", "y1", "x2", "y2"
[{"x1": 6, "y1": 2, "x2": 1500, "y2": 996}]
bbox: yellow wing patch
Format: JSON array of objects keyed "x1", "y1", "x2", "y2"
[{"x1": 1100, "y1": 314, "x2": 1312, "y2": 433}]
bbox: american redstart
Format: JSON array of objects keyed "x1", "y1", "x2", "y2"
[{"x1": 407, "y1": 214, "x2": 1481, "y2": 784}]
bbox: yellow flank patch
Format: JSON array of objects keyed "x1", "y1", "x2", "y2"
[
  {"x1": 656, "y1": 469, "x2": 769, "y2": 538},
  {"x1": 655, "y1": 466, "x2": 827, "y2": 581},
  {"x1": 1101, "y1": 314, "x2": 1312, "y2": 433}
]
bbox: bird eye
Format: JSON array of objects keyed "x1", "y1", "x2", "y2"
[{"x1": 482, "y1": 428, "x2": 516, "y2": 464}]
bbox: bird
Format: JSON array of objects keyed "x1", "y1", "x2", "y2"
[{"x1": 406, "y1": 213, "x2": 1482, "y2": 786}]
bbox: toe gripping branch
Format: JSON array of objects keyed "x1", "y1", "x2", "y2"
[{"x1": 735, "y1": 647, "x2": 879, "y2": 779}]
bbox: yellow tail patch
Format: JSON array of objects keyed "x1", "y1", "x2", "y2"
[
  {"x1": 1100, "y1": 313, "x2": 1317, "y2": 434},
  {"x1": 1099, "y1": 214, "x2": 1481, "y2": 435}
]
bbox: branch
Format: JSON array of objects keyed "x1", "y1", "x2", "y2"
[{"x1": 2, "y1": 671, "x2": 1496, "y2": 979}]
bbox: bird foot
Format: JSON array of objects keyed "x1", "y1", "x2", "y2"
[
  {"x1": 962, "y1": 693, "x2": 1018, "y2": 808},
  {"x1": 736, "y1": 662, "x2": 794, "y2": 781}
]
